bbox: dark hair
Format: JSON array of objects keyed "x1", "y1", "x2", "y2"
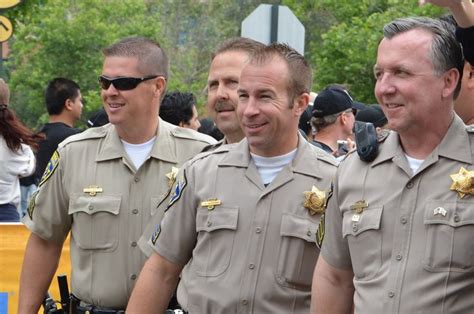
[
  {"x1": 0, "y1": 80, "x2": 42, "y2": 151},
  {"x1": 103, "y1": 36, "x2": 169, "y2": 80},
  {"x1": 45, "y1": 77, "x2": 81, "y2": 115},
  {"x1": 198, "y1": 117, "x2": 224, "y2": 141},
  {"x1": 249, "y1": 43, "x2": 312, "y2": 106},
  {"x1": 159, "y1": 92, "x2": 196, "y2": 126},
  {"x1": 383, "y1": 17, "x2": 464, "y2": 98},
  {"x1": 211, "y1": 37, "x2": 265, "y2": 61}
]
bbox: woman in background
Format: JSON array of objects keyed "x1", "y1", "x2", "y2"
[{"x1": 0, "y1": 79, "x2": 40, "y2": 222}]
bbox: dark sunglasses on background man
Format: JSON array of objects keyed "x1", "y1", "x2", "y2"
[{"x1": 98, "y1": 75, "x2": 159, "y2": 91}]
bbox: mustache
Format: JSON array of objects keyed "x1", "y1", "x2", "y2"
[{"x1": 215, "y1": 100, "x2": 235, "y2": 112}]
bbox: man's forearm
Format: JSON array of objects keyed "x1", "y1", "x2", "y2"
[
  {"x1": 127, "y1": 253, "x2": 182, "y2": 313},
  {"x1": 311, "y1": 257, "x2": 354, "y2": 314},
  {"x1": 18, "y1": 233, "x2": 62, "y2": 314}
]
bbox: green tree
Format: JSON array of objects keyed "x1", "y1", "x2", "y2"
[
  {"x1": 7, "y1": 0, "x2": 162, "y2": 129},
  {"x1": 285, "y1": 0, "x2": 445, "y2": 103}
]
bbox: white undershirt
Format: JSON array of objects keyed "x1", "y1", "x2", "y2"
[
  {"x1": 405, "y1": 154, "x2": 424, "y2": 175},
  {"x1": 121, "y1": 136, "x2": 156, "y2": 170},
  {"x1": 251, "y1": 149, "x2": 297, "y2": 185}
]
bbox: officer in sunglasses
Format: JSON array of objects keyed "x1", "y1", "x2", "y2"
[{"x1": 19, "y1": 36, "x2": 216, "y2": 313}]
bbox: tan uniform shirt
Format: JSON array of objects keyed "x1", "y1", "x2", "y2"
[
  {"x1": 148, "y1": 135, "x2": 338, "y2": 313},
  {"x1": 322, "y1": 116, "x2": 474, "y2": 313},
  {"x1": 22, "y1": 120, "x2": 215, "y2": 309}
]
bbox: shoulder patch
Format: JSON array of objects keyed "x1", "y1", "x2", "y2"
[
  {"x1": 27, "y1": 189, "x2": 40, "y2": 219},
  {"x1": 316, "y1": 214, "x2": 325, "y2": 249},
  {"x1": 165, "y1": 169, "x2": 187, "y2": 212},
  {"x1": 38, "y1": 150, "x2": 60, "y2": 187},
  {"x1": 151, "y1": 224, "x2": 161, "y2": 245}
]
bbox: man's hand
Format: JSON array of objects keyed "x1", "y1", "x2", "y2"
[{"x1": 419, "y1": 0, "x2": 474, "y2": 27}]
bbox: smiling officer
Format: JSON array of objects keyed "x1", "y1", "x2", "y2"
[{"x1": 18, "y1": 36, "x2": 215, "y2": 313}]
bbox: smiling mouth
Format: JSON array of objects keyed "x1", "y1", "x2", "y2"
[
  {"x1": 108, "y1": 102, "x2": 124, "y2": 109},
  {"x1": 385, "y1": 103, "x2": 403, "y2": 109}
]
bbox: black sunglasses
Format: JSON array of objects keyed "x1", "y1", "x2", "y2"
[{"x1": 98, "y1": 75, "x2": 158, "y2": 91}]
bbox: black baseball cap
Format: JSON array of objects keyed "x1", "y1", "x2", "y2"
[
  {"x1": 355, "y1": 104, "x2": 387, "y2": 128},
  {"x1": 312, "y1": 86, "x2": 355, "y2": 118}
]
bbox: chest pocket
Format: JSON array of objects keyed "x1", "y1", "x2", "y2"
[
  {"x1": 69, "y1": 194, "x2": 122, "y2": 251},
  {"x1": 276, "y1": 213, "x2": 319, "y2": 290},
  {"x1": 192, "y1": 206, "x2": 238, "y2": 277},
  {"x1": 423, "y1": 200, "x2": 474, "y2": 272},
  {"x1": 342, "y1": 206, "x2": 383, "y2": 280}
]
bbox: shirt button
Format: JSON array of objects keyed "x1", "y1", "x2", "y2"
[
  {"x1": 207, "y1": 221, "x2": 212, "y2": 227},
  {"x1": 396, "y1": 254, "x2": 402, "y2": 261},
  {"x1": 134, "y1": 177, "x2": 140, "y2": 182},
  {"x1": 132, "y1": 209, "x2": 139, "y2": 214},
  {"x1": 88, "y1": 205, "x2": 94, "y2": 211},
  {"x1": 454, "y1": 215, "x2": 460, "y2": 223},
  {"x1": 307, "y1": 230, "x2": 312, "y2": 237},
  {"x1": 131, "y1": 242, "x2": 137, "y2": 247},
  {"x1": 249, "y1": 263, "x2": 255, "y2": 270},
  {"x1": 400, "y1": 217, "x2": 407, "y2": 224},
  {"x1": 130, "y1": 274, "x2": 137, "y2": 280},
  {"x1": 255, "y1": 227, "x2": 262, "y2": 234},
  {"x1": 242, "y1": 300, "x2": 248, "y2": 305},
  {"x1": 388, "y1": 291, "x2": 395, "y2": 298},
  {"x1": 406, "y1": 182, "x2": 414, "y2": 189},
  {"x1": 352, "y1": 225, "x2": 358, "y2": 232}
]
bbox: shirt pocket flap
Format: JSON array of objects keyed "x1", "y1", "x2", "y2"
[
  {"x1": 280, "y1": 213, "x2": 319, "y2": 243},
  {"x1": 68, "y1": 194, "x2": 122, "y2": 216},
  {"x1": 343, "y1": 206, "x2": 383, "y2": 237},
  {"x1": 424, "y1": 200, "x2": 474, "y2": 227},
  {"x1": 196, "y1": 207, "x2": 238, "y2": 232}
]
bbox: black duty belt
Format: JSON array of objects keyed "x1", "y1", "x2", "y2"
[{"x1": 70, "y1": 295, "x2": 125, "y2": 314}]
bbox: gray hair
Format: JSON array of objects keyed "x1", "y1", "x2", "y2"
[
  {"x1": 383, "y1": 17, "x2": 464, "y2": 98},
  {"x1": 311, "y1": 114, "x2": 339, "y2": 132}
]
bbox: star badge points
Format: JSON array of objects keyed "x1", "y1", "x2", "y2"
[
  {"x1": 303, "y1": 186, "x2": 327, "y2": 215},
  {"x1": 450, "y1": 167, "x2": 474, "y2": 198}
]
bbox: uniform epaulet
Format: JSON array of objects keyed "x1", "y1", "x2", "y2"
[
  {"x1": 466, "y1": 124, "x2": 474, "y2": 133},
  {"x1": 188, "y1": 142, "x2": 232, "y2": 165},
  {"x1": 315, "y1": 149, "x2": 339, "y2": 166},
  {"x1": 377, "y1": 129, "x2": 391, "y2": 143},
  {"x1": 201, "y1": 141, "x2": 223, "y2": 153},
  {"x1": 58, "y1": 124, "x2": 109, "y2": 149},
  {"x1": 171, "y1": 125, "x2": 216, "y2": 144}
]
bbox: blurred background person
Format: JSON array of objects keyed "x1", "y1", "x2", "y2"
[
  {"x1": 311, "y1": 86, "x2": 358, "y2": 156},
  {"x1": 19, "y1": 77, "x2": 83, "y2": 217},
  {"x1": 159, "y1": 91, "x2": 201, "y2": 130},
  {"x1": 87, "y1": 107, "x2": 109, "y2": 128},
  {"x1": 355, "y1": 104, "x2": 389, "y2": 134},
  {"x1": 198, "y1": 117, "x2": 224, "y2": 141},
  {"x1": 298, "y1": 104, "x2": 313, "y2": 140},
  {"x1": 0, "y1": 79, "x2": 40, "y2": 222}
]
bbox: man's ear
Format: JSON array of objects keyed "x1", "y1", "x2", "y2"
[
  {"x1": 154, "y1": 76, "x2": 167, "y2": 99},
  {"x1": 294, "y1": 92, "x2": 309, "y2": 116},
  {"x1": 442, "y1": 68, "x2": 460, "y2": 98},
  {"x1": 64, "y1": 98, "x2": 74, "y2": 111}
]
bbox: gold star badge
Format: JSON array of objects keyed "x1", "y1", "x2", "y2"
[
  {"x1": 450, "y1": 167, "x2": 474, "y2": 198},
  {"x1": 303, "y1": 186, "x2": 327, "y2": 215},
  {"x1": 166, "y1": 167, "x2": 179, "y2": 188}
]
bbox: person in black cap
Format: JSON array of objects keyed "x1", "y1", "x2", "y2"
[
  {"x1": 311, "y1": 86, "x2": 357, "y2": 156},
  {"x1": 87, "y1": 107, "x2": 109, "y2": 128},
  {"x1": 355, "y1": 104, "x2": 388, "y2": 134},
  {"x1": 298, "y1": 104, "x2": 313, "y2": 139}
]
